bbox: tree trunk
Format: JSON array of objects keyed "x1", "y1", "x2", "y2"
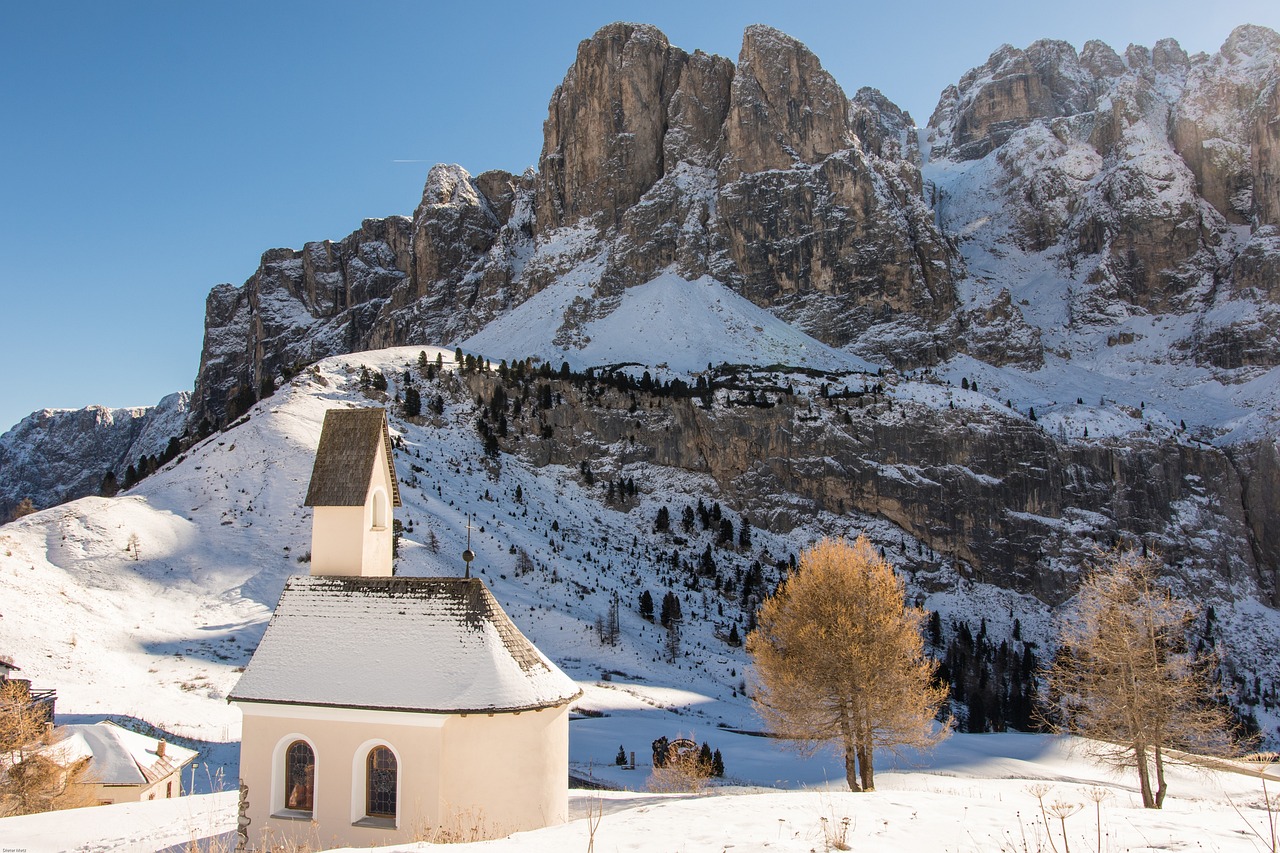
[
  {"x1": 1153, "y1": 745, "x2": 1167, "y2": 809},
  {"x1": 1134, "y1": 742, "x2": 1155, "y2": 808},
  {"x1": 838, "y1": 706, "x2": 861, "y2": 792},
  {"x1": 857, "y1": 742, "x2": 875, "y2": 792}
]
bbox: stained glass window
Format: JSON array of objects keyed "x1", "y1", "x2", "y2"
[
  {"x1": 366, "y1": 746, "x2": 397, "y2": 818},
  {"x1": 285, "y1": 741, "x2": 314, "y2": 812}
]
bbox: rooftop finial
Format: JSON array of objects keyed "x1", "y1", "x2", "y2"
[{"x1": 462, "y1": 513, "x2": 475, "y2": 578}]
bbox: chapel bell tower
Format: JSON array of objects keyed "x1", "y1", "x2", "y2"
[{"x1": 303, "y1": 407, "x2": 402, "y2": 577}]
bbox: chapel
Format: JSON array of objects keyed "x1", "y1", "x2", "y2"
[{"x1": 229, "y1": 407, "x2": 580, "y2": 849}]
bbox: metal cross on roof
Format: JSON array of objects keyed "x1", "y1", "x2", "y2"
[{"x1": 462, "y1": 513, "x2": 475, "y2": 578}]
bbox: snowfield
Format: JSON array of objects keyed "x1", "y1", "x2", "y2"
[
  {"x1": 2, "y1": 345, "x2": 1279, "y2": 851},
  {"x1": 2, "y1": 734, "x2": 1279, "y2": 851}
]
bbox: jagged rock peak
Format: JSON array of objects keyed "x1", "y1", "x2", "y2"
[
  {"x1": 928, "y1": 38, "x2": 1091, "y2": 161},
  {"x1": 930, "y1": 26, "x2": 1280, "y2": 166},
  {"x1": 535, "y1": 22, "x2": 711, "y2": 231},
  {"x1": 417, "y1": 163, "x2": 487, "y2": 211},
  {"x1": 719, "y1": 24, "x2": 851, "y2": 182},
  {"x1": 1221, "y1": 23, "x2": 1280, "y2": 64},
  {"x1": 0, "y1": 392, "x2": 189, "y2": 517}
]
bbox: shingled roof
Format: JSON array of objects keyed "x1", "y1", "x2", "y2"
[
  {"x1": 49, "y1": 721, "x2": 197, "y2": 785},
  {"x1": 229, "y1": 576, "x2": 581, "y2": 714},
  {"x1": 304, "y1": 407, "x2": 401, "y2": 508}
]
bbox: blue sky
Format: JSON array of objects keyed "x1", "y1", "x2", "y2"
[{"x1": 2, "y1": 0, "x2": 1277, "y2": 432}]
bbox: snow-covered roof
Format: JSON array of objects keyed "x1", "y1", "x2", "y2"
[
  {"x1": 229, "y1": 576, "x2": 581, "y2": 714},
  {"x1": 303, "y1": 407, "x2": 401, "y2": 508},
  {"x1": 49, "y1": 721, "x2": 197, "y2": 786}
]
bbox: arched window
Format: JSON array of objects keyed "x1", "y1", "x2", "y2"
[
  {"x1": 370, "y1": 488, "x2": 388, "y2": 530},
  {"x1": 366, "y1": 746, "x2": 397, "y2": 818},
  {"x1": 284, "y1": 740, "x2": 315, "y2": 812}
]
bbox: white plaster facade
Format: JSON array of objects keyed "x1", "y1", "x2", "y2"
[{"x1": 237, "y1": 701, "x2": 570, "y2": 849}]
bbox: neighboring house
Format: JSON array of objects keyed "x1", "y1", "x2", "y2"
[
  {"x1": 230, "y1": 407, "x2": 580, "y2": 850},
  {"x1": 48, "y1": 721, "x2": 197, "y2": 804}
]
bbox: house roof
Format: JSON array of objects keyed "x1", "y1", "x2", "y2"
[
  {"x1": 49, "y1": 721, "x2": 197, "y2": 786},
  {"x1": 229, "y1": 576, "x2": 581, "y2": 714},
  {"x1": 0, "y1": 656, "x2": 18, "y2": 674},
  {"x1": 303, "y1": 407, "x2": 401, "y2": 508}
]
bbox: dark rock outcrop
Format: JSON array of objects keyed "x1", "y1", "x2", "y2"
[
  {"x1": 463, "y1": 370, "x2": 1271, "y2": 606},
  {"x1": 0, "y1": 393, "x2": 189, "y2": 518}
]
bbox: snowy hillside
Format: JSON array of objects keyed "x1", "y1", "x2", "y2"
[
  {"x1": 463, "y1": 270, "x2": 877, "y2": 377},
  {"x1": 0, "y1": 342, "x2": 1275, "y2": 735},
  {"x1": 3, "y1": 343, "x2": 1280, "y2": 848}
]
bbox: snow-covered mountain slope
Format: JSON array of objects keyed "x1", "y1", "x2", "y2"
[
  {"x1": 922, "y1": 26, "x2": 1280, "y2": 444},
  {"x1": 463, "y1": 271, "x2": 877, "y2": 376},
  {"x1": 156, "y1": 25, "x2": 1280, "y2": 616},
  {"x1": 3, "y1": 345, "x2": 1280, "y2": 765},
  {"x1": 0, "y1": 391, "x2": 189, "y2": 517}
]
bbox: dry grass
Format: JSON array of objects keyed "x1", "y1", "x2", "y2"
[{"x1": 646, "y1": 759, "x2": 712, "y2": 794}]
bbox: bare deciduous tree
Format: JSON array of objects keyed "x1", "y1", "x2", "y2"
[
  {"x1": 0, "y1": 682, "x2": 93, "y2": 816},
  {"x1": 747, "y1": 537, "x2": 949, "y2": 792},
  {"x1": 1045, "y1": 549, "x2": 1237, "y2": 809}
]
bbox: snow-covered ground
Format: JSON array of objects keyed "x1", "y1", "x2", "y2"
[
  {"x1": 2, "y1": 344, "x2": 1278, "y2": 850},
  {"x1": 2, "y1": 733, "x2": 1278, "y2": 852}
]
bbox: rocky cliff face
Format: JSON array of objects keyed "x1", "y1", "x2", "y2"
[
  {"x1": 193, "y1": 22, "x2": 959, "y2": 424},
  {"x1": 454, "y1": 367, "x2": 1275, "y2": 607},
  {"x1": 0, "y1": 392, "x2": 189, "y2": 517},
  {"x1": 926, "y1": 25, "x2": 1280, "y2": 364}
]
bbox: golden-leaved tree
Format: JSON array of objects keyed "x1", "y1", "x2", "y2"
[
  {"x1": 1045, "y1": 549, "x2": 1237, "y2": 809},
  {"x1": 0, "y1": 681, "x2": 92, "y2": 816},
  {"x1": 747, "y1": 537, "x2": 948, "y2": 791}
]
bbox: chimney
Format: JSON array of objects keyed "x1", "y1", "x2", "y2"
[{"x1": 157, "y1": 740, "x2": 166, "y2": 758}]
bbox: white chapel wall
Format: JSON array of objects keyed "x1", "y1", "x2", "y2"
[{"x1": 238, "y1": 706, "x2": 444, "y2": 850}]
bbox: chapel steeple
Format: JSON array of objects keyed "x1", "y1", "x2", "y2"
[{"x1": 303, "y1": 407, "x2": 401, "y2": 577}]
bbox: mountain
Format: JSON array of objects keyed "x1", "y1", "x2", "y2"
[
  {"x1": 176, "y1": 22, "x2": 1280, "y2": 606},
  {"x1": 5, "y1": 22, "x2": 1280, "y2": 746},
  {"x1": 3, "y1": 345, "x2": 1278, "y2": 753},
  {"x1": 0, "y1": 391, "x2": 189, "y2": 518},
  {"x1": 189, "y1": 23, "x2": 1280, "y2": 433},
  {"x1": 190, "y1": 23, "x2": 959, "y2": 427}
]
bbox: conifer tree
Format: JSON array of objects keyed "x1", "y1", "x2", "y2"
[
  {"x1": 402, "y1": 386, "x2": 422, "y2": 418},
  {"x1": 639, "y1": 590, "x2": 654, "y2": 621},
  {"x1": 664, "y1": 620, "x2": 681, "y2": 663},
  {"x1": 654, "y1": 506, "x2": 670, "y2": 533}
]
